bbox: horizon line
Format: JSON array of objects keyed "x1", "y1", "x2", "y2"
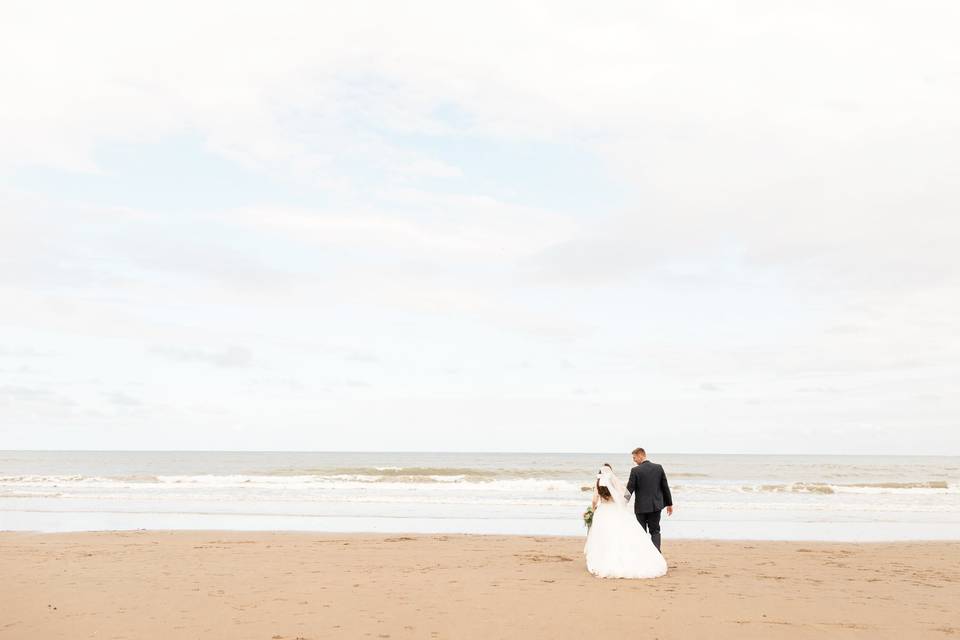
[{"x1": 1, "y1": 449, "x2": 957, "y2": 457}]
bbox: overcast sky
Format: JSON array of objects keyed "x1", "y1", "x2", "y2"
[{"x1": 1, "y1": 0, "x2": 958, "y2": 454}]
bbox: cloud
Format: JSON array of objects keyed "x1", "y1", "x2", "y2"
[
  {"x1": 6, "y1": 1, "x2": 958, "y2": 306},
  {"x1": 224, "y1": 189, "x2": 576, "y2": 260},
  {"x1": 5, "y1": 1, "x2": 955, "y2": 184},
  {"x1": 796, "y1": 386, "x2": 845, "y2": 395},
  {"x1": 343, "y1": 351, "x2": 381, "y2": 364},
  {"x1": 1, "y1": 1, "x2": 959, "y2": 453},
  {"x1": 0, "y1": 346, "x2": 51, "y2": 358},
  {"x1": 103, "y1": 390, "x2": 143, "y2": 407},
  {"x1": 0, "y1": 385, "x2": 76, "y2": 413},
  {"x1": 0, "y1": 385, "x2": 59, "y2": 402},
  {"x1": 150, "y1": 345, "x2": 253, "y2": 368}
]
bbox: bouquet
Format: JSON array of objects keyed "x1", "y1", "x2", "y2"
[{"x1": 583, "y1": 505, "x2": 594, "y2": 529}]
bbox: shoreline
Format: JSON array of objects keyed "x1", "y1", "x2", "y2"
[
  {"x1": 4, "y1": 527, "x2": 960, "y2": 543},
  {"x1": 2, "y1": 531, "x2": 958, "y2": 639}
]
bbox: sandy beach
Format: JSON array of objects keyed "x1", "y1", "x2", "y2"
[{"x1": 1, "y1": 531, "x2": 957, "y2": 639}]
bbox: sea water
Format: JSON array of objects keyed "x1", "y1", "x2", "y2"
[{"x1": 1, "y1": 451, "x2": 957, "y2": 540}]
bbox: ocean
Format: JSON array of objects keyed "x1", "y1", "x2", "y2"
[{"x1": 1, "y1": 451, "x2": 958, "y2": 541}]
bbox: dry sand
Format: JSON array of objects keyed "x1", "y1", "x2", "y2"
[{"x1": 1, "y1": 531, "x2": 958, "y2": 639}]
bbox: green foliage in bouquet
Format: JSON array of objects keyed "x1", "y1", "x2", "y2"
[{"x1": 583, "y1": 505, "x2": 594, "y2": 529}]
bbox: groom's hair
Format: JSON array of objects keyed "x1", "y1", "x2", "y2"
[{"x1": 632, "y1": 447, "x2": 646, "y2": 456}]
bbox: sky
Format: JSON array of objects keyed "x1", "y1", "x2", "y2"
[{"x1": 1, "y1": 0, "x2": 959, "y2": 454}]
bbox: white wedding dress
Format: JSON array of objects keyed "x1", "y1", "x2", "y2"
[{"x1": 584, "y1": 467, "x2": 667, "y2": 579}]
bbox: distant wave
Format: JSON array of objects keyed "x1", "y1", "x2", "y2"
[
  {"x1": 0, "y1": 474, "x2": 584, "y2": 493},
  {"x1": 246, "y1": 466, "x2": 587, "y2": 481},
  {"x1": 0, "y1": 475, "x2": 163, "y2": 484},
  {"x1": 257, "y1": 467, "x2": 498, "y2": 479},
  {"x1": 739, "y1": 480, "x2": 951, "y2": 495},
  {"x1": 110, "y1": 474, "x2": 162, "y2": 483},
  {"x1": 844, "y1": 481, "x2": 949, "y2": 489},
  {"x1": 753, "y1": 483, "x2": 837, "y2": 495}
]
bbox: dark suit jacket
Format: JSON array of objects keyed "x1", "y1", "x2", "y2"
[{"x1": 626, "y1": 460, "x2": 673, "y2": 513}]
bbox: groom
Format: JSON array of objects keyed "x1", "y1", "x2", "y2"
[{"x1": 625, "y1": 447, "x2": 673, "y2": 552}]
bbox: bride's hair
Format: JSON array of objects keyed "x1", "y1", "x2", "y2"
[
  {"x1": 596, "y1": 481, "x2": 612, "y2": 501},
  {"x1": 596, "y1": 465, "x2": 614, "y2": 501}
]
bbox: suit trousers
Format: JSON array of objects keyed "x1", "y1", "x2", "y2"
[{"x1": 635, "y1": 510, "x2": 663, "y2": 552}]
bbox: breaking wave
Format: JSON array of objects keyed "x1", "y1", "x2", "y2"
[{"x1": 739, "y1": 480, "x2": 952, "y2": 495}]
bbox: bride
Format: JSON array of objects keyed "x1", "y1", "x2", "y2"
[{"x1": 584, "y1": 464, "x2": 667, "y2": 579}]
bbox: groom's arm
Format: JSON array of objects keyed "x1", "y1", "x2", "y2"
[
  {"x1": 625, "y1": 468, "x2": 636, "y2": 498},
  {"x1": 660, "y1": 468, "x2": 673, "y2": 508}
]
